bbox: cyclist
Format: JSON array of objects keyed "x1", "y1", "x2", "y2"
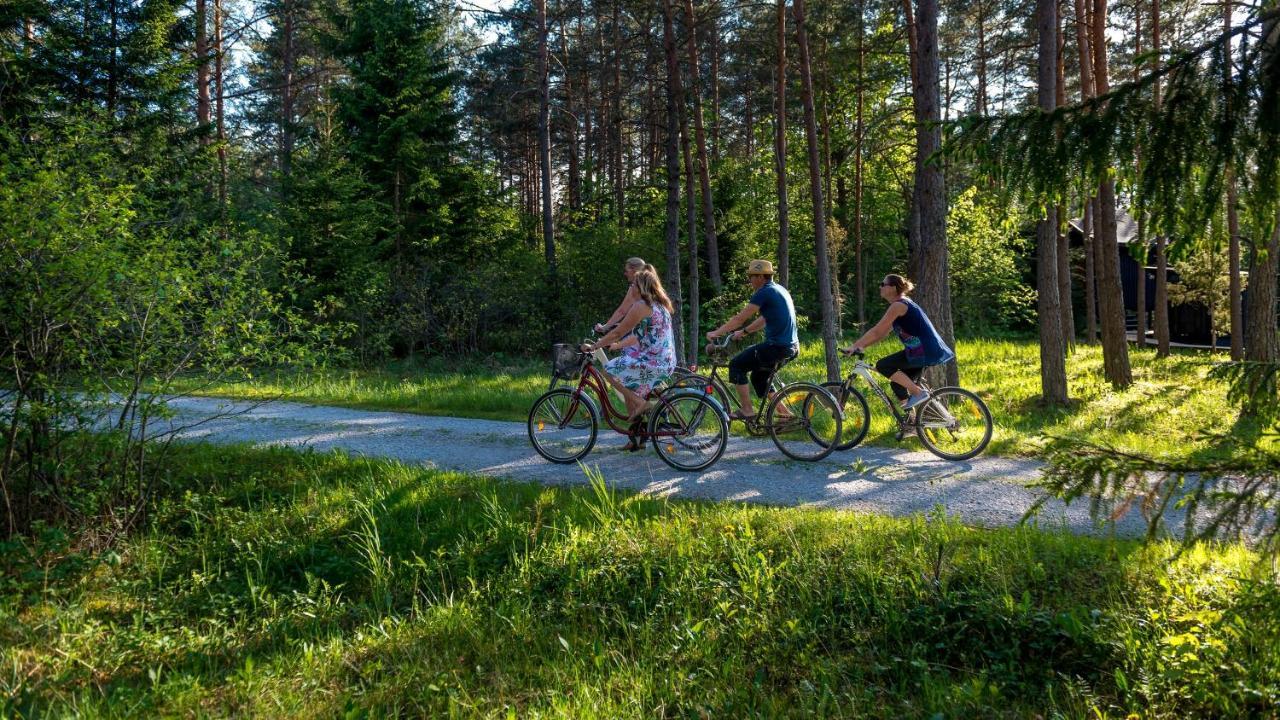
[
  {"x1": 595, "y1": 257, "x2": 655, "y2": 343},
  {"x1": 841, "y1": 273, "x2": 954, "y2": 410},
  {"x1": 705, "y1": 259, "x2": 798, "y2": 421},
  {"x1": 583, "y1": 269, "x2": 677, "y2": 450}
]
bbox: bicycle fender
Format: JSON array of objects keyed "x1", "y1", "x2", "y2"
[{"x1": 663, "y1": 389, "x2": 730, "y2": 424}]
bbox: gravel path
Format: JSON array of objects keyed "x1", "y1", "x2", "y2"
[{"x1": 157, "y1": 396, "x2": 1154, "y2": 536}]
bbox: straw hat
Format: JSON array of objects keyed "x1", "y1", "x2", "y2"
[{"x1": 746, "y1": 259, "x2": 776, "y2": 276}]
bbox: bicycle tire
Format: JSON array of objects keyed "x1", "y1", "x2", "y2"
[
  {"x1": 821, "y1": 381, "x2": 871, "y2": 451},
  {"x1": 528, "y1": 388, "x2": 598, "y2": 463},
  {"x1": 766, "y1": 382, "x2": 842, "y2": 462},
  {"x1": 648, "y1": 392, "x2": 728, "y2": 471},
  {"x1": 914, "y1": 387, "x2": 992, "y2": 461}
]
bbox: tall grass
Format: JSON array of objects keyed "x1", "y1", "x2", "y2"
[
  {"x1": 171, "y1": 338, "x2": 1262, "y2": 462},
  {"x1": 3, "y1": 445, "x2": 1276, "y2": 717}
]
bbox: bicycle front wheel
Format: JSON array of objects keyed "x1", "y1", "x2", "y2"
[
  {"x1": 822, "y1": 381, "x2": 871, "y2": 451},
  {"x1": 649, "y1": 392, "x2": 728, "y2": 471},
  {"x1": 528, "y1": 389, "x2": 598, "y2": 463},
  {"x1": 915, "y1": 387, "x2": 992, "y2": 461},
  {"x1": 767, "y1": 382, "x2": 842, "y2": 462}
]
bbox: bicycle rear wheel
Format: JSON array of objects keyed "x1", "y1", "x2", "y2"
[
  {"x1": 767, "y1": 382, "x2": 842, "y2": 462},
  {"x1": 649, "y1": 392, "x2": 728, "y2": 471},
  {"x1": 528, "y1": 389, "x2": 598, "y2": 463},
  {"x1": 821, "y1": 381, "x2": 870, "y2": 451},
  {"x1": 915, "y1": 387, "x2": 992, "y2": 461}
]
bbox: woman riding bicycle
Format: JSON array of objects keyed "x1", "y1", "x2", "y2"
[
  {"x1": 842, "y1": 274, "x2": 954, "y2": 410},
  {"x1": 706, "y1": 259, "x2": 798, "y2": 421},
  {"x1": 595, "y1": 257, "x2": 655, "y2": 340},
  {"x1": 582, "y1": 269, "x2": 677, "y2": 450}
]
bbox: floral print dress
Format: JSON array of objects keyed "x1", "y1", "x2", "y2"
[{"x1": 605, "y1": 303, "x2": 676, "y2": 398}]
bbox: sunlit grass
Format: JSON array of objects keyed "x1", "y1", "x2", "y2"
[
  {"x1": 3, "y1": 445, "x2": 1275, "y2": 717},
  {"x1": 169, "y1": 337, "x2": 1262, "y2": 461}
]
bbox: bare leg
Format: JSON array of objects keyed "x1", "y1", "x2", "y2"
[
  {"x1": 889, "y1": 370, "x2": 923, "y2": 398},
  {"x1": 734, "y1": 383, "x2": 754, "y2": 416}
]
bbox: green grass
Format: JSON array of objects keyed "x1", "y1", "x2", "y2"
[
  {"x1": 171, "y1": 338, "x2": 1265, "y2": 462},
  {"x1": 2, "y1": 444, "x2": 1277, "y2": 718}
]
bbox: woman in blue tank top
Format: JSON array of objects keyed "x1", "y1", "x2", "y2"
[{"x1": 841, "y1": 274, "x2": 954, "y2": 410}]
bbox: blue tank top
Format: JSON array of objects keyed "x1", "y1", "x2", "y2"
[{"x1": 892, "y1": 298, "x2": 954, "y2": 366}]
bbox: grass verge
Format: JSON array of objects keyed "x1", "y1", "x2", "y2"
[{"x1": 2, "y1": 444, "x2": 1276, "y2": 717}]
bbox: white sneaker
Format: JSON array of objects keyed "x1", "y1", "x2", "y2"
[{"x1": 903, "y1": 390, "x2": 930, "y2": 410}]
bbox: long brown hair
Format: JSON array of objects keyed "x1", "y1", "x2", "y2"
[{"x1": 633, "y1": 269, "x2": 674, "y2": 312}]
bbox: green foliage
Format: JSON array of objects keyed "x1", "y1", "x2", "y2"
[
  {"x1": 0, "y1": 121, "x2": 303, "y2": 536},
  {"x1": 946, "y1": 186, "x2": 1037, "y2": 332},
  {"x1": 2, "y1": 445, "x2": 1276, "y2": 717}
]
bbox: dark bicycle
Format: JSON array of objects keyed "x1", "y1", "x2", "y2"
[
  {"x1": 822, "y1": 348, "x2": 993, "y2": 461},
  {"x1": 528, "y1": 343, "x2": 729, "y2": 472},
  {"x1": 669, "y1": 334, "x2": 843, "y2": 462}
]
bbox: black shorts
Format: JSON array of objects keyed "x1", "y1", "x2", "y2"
[
  {"x1": 875, "y1": 350, "x2": 929, "y2": 400},
  {"x1": 728, "y1": 342, "x2": 797, "y2": 397}
]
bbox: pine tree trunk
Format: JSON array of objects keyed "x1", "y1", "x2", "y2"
[
  {"x1": 1152, "y1": 0, "x2": 1170, "y2": 356},
  {"x1": 1036, "y1": 0, "x2": 1068, "y2": 404},
  {"x1": 710, "y1": 1, "x2": 721, "y2": 165},
  {"x1": 1084, "y1": 200, "x2": 1098, "y2": 343},
  {"x1": 793, "y1": 0, "x2": 840, "y2": 381},
  {"x1": 666, "y1": 2, "x2": 700, "y2": 366},
  {"x1": 281, "y1": 0, "x2": 295, "y2": 180},
  {"x1": 537, "y1": 0, "x2": 559, "y2": 340},
  {"x1": 214, "y1": 0, "x2": 227, "y2": 211},
  {"x1": 1055, "y1": 0, "x2": 1073, "y2": 346},
  {"x1": 612, "y1": 0, "x2": 624, "y2": 223},
  {"x1": 196, "y1": 0, "x2": 210, "y2": 140},
  {"x1": 1090, "y1": 0, "x2": 1132, "y2": 387},
  {"x1": 683, "y1": 0, "x2": 721, "y2": 291},
  {"x1": 1133, "y1": 9, "x2": 1147, "y2": 349},
  {"x1": 1244, "y1": 214, "x2": 1279, "y2": 362},
  {"x1": 563, "y1": 9, "x2": 581, "y2": 212},
  {"x1": 774, "y1": 0, "x2": 791, "y2": 288},
  {"x1": 855, "y1": 0, "x2": 867, "y2": 329},
  {"x1": 909, "y1": 0, "x2": 956, "y2": 387},
  {"x1": 1224, "y1": 1, "x2": 1243, "y2": 360},
  {"x1": 661, "y1": 0, "x2": 686, "y2": 362}
]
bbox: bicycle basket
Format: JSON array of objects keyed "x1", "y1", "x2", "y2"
[{"x1": 551, "y1": 343, "x2": 583, "y2": 378}]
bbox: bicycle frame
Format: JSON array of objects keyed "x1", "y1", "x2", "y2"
[
  {"x1": 842, "y1": 359, "x2": 917, "y2": 424},
  {"x1": 563, "y1": 357, "x2": 691, "y2": 439}
]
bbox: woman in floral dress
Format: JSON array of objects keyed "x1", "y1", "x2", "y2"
[{"x1": 582, "y1": 269, "x2": 677, "y2": 450}]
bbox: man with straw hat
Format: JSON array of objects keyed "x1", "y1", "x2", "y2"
[{"x1": 706, "y1": 260, "x2": 799, "y2": 420}]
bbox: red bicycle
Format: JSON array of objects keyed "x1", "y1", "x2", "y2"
[{"x1": 528, "y1": 343, "x2": 729, "y2": 471}]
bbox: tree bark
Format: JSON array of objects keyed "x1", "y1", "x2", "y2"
[
  {"x1": 1084, "y1": 200, "x2": 1098, "y2": 343},
  {"x1": 683, "y1": 0, "x2": 722, "y2": 290},
  {"x1": 710, "y1": 1, "x2": 721, "y2": 164},
  {"x1": 214, "y1": 0, "x2": 227, "y2": 210},
  {"x1": 1036, "y1": 0, "x2": 1068, "y2": 404},
  {"x1": 1133, "y1": 8, "x2": 1146, "y2": 348},
  {"x1": 661, "y1": 0, "x2": 686, "y2": 362},
  {"x1": 1055, "y1": 0, "x2": 1073, "y2": 346},
  {"x1": 794, "y1": 0, "x2": 840, "y2": 380},
  {"x1": 1224, "y1": 0, "x2": 1243, "y2": 360},
  {"x1": 281, "y1": 0, "x2": 295, "y2": 180},
  {"x1": 774, "y1": 0, "x2": 791, "y2": 287},
  {"x1": 854, "y1": 0, "x2": 866, "y2": 329},
  {"x1": 611, "y1": 0, "x2": 624, "y2": 222},
  {"x1": 537, "y1": 0, "x2": 559, "y2": 340},
  {"x1": 1245, "y1": 214, "x2": 1280, "y2": 362},
  {"x1": 1152, "y1": 0, "x2": 1170, "y2": 356},
  {"x1": 909, "y1": 0, "x2": 956, "y2": 387},
  {"x1": 1090, "y1": 0, "x2": 1132, "y2": 387},
  {"x1": 196, "y1": 0, "x2": 211, "y2": 141}
]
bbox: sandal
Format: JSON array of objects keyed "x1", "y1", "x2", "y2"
[{"x1": 727, "y1": 409, "x2": 756, "y2": 422}]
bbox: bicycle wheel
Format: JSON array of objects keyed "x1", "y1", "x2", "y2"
[
  {"x1": 915, "y1": 387, "x2": 992, "y2": 461},
  {"x1": 528, "y1": 389, "x2": 598, "y2": 463},
  {"x1": 822, "y1": 381, "x2": 871, "y2": 451},
  {"x1": 767, "y1": 382, "x2": 842, "y2": 462},
  {"x1": 649, "y1": 392, "x2": 728, "y2": 471}
]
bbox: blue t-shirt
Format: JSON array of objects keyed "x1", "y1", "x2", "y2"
[
  {"x1": 749, "y1": 281, "x2": 799, "y2": 348},
  {"x1": 892, "y1": 298, "x2": 955, "y2": 366}
]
